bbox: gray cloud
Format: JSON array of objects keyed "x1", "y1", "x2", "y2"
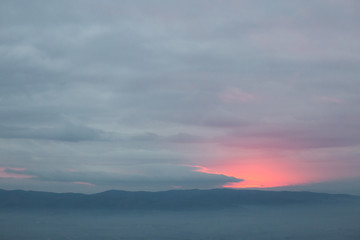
[
  {"x1": 5, "y1": 164, "x2": 242, "y2": 190},
  {"x1": 218, "y1": 117, "x2": 360, "y2": 150},
  {"x1": 0, "y1": 0, "x2": 359, "y2": 193},
  {"x1": 0, "y1": 124, "x2": 102, "y2": 142}
]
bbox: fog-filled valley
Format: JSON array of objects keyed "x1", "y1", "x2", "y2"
[
  {"x1": 1, "y1": 189, "x2": 359, "y2": 240},
  {"x1": 1, "y1": 203, "x2": 360, "y2": 240}
]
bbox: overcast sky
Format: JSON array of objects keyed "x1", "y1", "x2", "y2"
[{"x1": 0, "y1": 0, "x2": 359, "y2": 194}]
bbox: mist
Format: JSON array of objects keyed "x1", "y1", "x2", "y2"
[{"x1": 1, "y1": 202, "x2": 359, "y2": 240}]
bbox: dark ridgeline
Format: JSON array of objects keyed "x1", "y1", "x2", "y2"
[{"x1": 0, "y1": 188, "x2": 358, "y2": 210}]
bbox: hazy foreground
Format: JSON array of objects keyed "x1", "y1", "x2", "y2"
[{"x1": 1, "y1": 202, "x2": 359, "y2": 240}]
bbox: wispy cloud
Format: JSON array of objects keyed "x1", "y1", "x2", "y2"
[
  {"x1": 219, "y1": 88, "x2": 255, "y2": 103},
  {"x1": 317, "y1": 96, "x2": 344, "y2": 104},
  {"x1": 0, "y1": 167, "x2": 35, "y2": 179},
  {"x1": 72, "y1": 181, "x2": 95, "y2": 186}
]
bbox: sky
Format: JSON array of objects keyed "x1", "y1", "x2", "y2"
[{"x1": 0, "y1": 0, "x2": 360, "y2": 194}]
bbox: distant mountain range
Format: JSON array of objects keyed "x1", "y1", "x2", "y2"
[{"x1": 0, "y1": 189, "x2": 358, "y2": 210}]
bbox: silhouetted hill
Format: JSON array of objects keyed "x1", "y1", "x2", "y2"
[{"x1": 0, "y1": 189, "x2": 358, "y2": 210}]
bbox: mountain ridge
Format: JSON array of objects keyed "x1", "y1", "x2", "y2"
[{"x1": 0, "y1": 188, "x2": 358, "y2": 210}]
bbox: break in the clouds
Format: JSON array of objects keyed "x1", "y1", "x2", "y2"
[{"x1": 0, "y1": 0, "x2": 359, "y2": 193}]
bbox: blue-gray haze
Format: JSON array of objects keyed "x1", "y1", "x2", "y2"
[{"x1": 1, "y1": 203, "x2": 360, "y2": 240}]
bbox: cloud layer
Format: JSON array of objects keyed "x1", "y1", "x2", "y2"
[{"x1": 0, "y1": 0, "x2": 359, "y2": 193}]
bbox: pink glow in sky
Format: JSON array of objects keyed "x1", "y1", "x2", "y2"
[
  {"x1": 190, "y1": 140, "x2": 356, "y2": 189},
  {"x1": 194, "y1": 158, "x2": 336, "y2": 189},
  {"x1": 72, "y1": 181, "x2": 95, "y2": 186},
  {"x1": 318, "y1": 96, "x2": 344, "y2": 104},
  {"x1": 192, "y1": 158, "x2": 307, "y2": 188},
  {"x1": 0, "y1": 167, "x2": 35, "y2": 179}
]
